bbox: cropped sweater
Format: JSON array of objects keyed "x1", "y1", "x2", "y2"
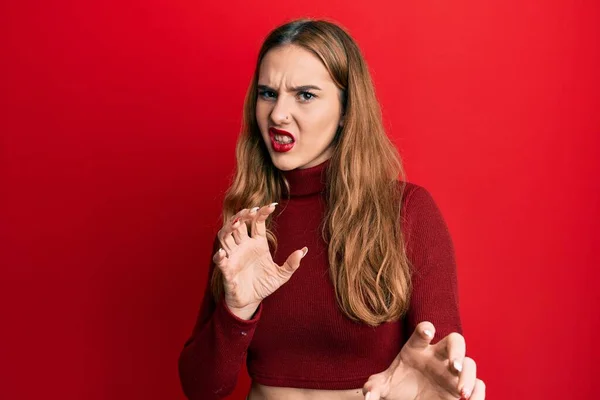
[{"x1": 178, "y1": 160, "x2": 462, "y2": 399}]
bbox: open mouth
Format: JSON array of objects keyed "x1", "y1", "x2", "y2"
[{"x1": 269, "y1": 128, "x2": 296, "y2": 153}]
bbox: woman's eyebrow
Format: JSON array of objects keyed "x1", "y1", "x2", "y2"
[{"x1": 257, "y1": 84, "x2": 323, "y2": 92}]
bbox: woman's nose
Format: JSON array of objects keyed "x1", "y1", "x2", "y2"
[{"x1": 270, "y1": 98, "x2": 292, "y2": 125}]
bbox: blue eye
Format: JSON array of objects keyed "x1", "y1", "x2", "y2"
[
  {"x1": 258, "y1": 90, "x2": 276, "y2": 100},
  {"x1": 298, "y1": 91, "x2": 316, "y2": 102}
]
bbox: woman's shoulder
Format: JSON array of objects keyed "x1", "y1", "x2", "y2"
[
  {"x1": 397, "y1": 181, "x2": 447, "y2": 224},
  {"x1": 398, "y1": 181, "x2": 433, "y2": 209}
]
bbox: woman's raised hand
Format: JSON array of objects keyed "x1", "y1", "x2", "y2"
[
  {"x1": 362, "y1": 322, "x2": 485, "y2": 400},
  {"x1": 212, "y1": 203, "x2": 308, "y2": 320}
]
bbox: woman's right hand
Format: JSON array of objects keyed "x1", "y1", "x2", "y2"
[{"x1": 212, "y1": 203, "x2": 308, "y2": 320}]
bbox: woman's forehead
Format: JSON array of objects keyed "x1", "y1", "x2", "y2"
[{"x1": 258, "y1": 45, "x2": 335, "y2": 89}]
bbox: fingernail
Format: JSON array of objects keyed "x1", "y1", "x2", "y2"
[
  {"x1": 218, "y1": 248, "x2": 225, "y2": 256},
  {"x1": 423, "y1": 329, "x2": 433, "y2": 338},
  {"x1": 365, "y1": 392, "x2": 370, "y2": 400},
  {"x1": 269, "y1": 202, "x2": 278, "y2": 207},
  {"x1": 453, "y1": 360, "x2": 463, "y2": 372},
  {"x1": 301, "y1": 247, "x2": 308, "y2": 258},
  {"x1": 461, "y1": 387, "x2": 471, "y2": 399},
  {"x1": 250, "y1": 207, "x2": 260, "y2": 213}
]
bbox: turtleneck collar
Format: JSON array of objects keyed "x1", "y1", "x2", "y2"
[{"x1": 281, "y1": 159, "x2": 329, "y2": 197}]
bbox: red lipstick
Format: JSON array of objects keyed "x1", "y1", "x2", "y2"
[{"x1": 269, "y1": 127, "x2": 296, "y2": 153}]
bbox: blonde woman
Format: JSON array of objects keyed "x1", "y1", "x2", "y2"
[{"x1": 179, "y1": 19, "x2": 485, "y2": 400}]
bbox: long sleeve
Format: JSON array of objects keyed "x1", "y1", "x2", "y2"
[
  {"x1": 178, "y1": 235, "x2": 263, "y2": 400},
  {"x1": 401, "y1": 185, "x2": 463, "y2": 344}
]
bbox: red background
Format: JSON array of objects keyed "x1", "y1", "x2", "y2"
[{"x1": 2, "y1": 0, "x2": 599, "y2": 399}]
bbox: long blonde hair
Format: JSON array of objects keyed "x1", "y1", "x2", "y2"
[{"x1": 211, "y1": 19, "x2": 412, "y2": 326}]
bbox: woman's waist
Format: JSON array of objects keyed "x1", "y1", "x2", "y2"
[{"x1": 248, "y1": 382, "x2": 364, "y2": 400}]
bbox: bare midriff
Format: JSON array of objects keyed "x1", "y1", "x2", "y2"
[{"x1": 247, "y1": 383, "x2": 365, "y2": 400}]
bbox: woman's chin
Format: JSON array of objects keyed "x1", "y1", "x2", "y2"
[{"x1": 270, "y1": 155, "x2": 299, "y2": 171}]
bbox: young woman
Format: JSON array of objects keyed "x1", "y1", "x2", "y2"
[{"x1": 178, "y1": 19, "x2": 485, "y2": 400}]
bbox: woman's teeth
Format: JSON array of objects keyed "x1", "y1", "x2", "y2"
[{"x1": 274, "y1": 135, "x2": 293, "y2": 144}]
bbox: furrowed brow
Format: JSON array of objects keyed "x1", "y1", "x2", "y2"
[
  {"x1": 289, "y1": 85, "x2": 322, "y2": 92},
  {"x1": 257, "y1": 84, "x2": 322, "y2": 92},
  {"x1": 257, "y1": 84, "x2": 275, "y2": 91}
]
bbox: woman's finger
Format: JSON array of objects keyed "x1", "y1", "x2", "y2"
[
  {"x1": 212, "y1": 248, "x2": 228, "y2": 269},
  {"x1": 217, "y1": 228, "x2": 236, "y2": 254},
  {"x1": 362, "y1": 371, "x2": 389, "y2": 400},
  {"x1": 457, "y1": 357, "x2": 477, "y2": 399},
  {"x1": 405, "y1": 321, "x2": 436, "y2": 350},
  {"x1": 219, "y1": 211, "x2": 245, "y2": 253},
  {"x1": 435, "y1": 332, "x2": 466, "y2": 375},
  {"x1": 467, "y1": 378, "x2": 486, "y2": 400},
  {"x1": 364, "y1": 390, "x2": 381, "y2": 400},
  {"x1": 251, "y1": 203, "x2": 278, "y2": 238},
  {"x1": 232, "y1": 208, "x2": 252, "y2": 244}
]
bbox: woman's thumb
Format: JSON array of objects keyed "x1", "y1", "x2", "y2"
[
  {"x1": 363, "y1": 372, "x2": 388, "y2": 400},
  {"x1": 281, "y1": 246, "x2": 308, "y2": 273}
]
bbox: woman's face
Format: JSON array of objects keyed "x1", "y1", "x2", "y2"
[{"x1": 255, "y1": 44, "x2": 344, "y2": 171}]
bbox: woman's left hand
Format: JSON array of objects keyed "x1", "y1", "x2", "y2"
[{"x1": 362, "y1": 321, "x2": 485, "y2": 400}]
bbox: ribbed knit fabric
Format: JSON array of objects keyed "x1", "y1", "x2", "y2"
[{"x1": 178, "y1": 160, "x2": 462, "y2": 399}]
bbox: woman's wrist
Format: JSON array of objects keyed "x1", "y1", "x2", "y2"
[{"x1": 226, "y1": 301, "x2": 261, "y2": 321}]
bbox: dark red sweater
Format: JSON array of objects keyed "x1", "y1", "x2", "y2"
[{"x1": 178, "y1": 160, "x2": 462, "y2": 399}]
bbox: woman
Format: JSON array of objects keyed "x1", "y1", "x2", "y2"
[{"x1": 178, "y1": 19, "x2": 485, "y2": 400}]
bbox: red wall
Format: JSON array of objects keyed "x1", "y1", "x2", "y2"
[{"x1": 2, "y1": 1, "x2": 599, "y2": 399}]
